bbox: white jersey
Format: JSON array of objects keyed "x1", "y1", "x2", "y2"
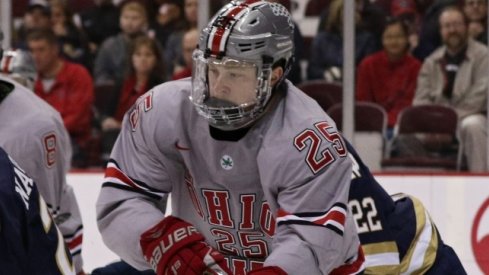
[
  {"x1": 97, "y1": 79, "x2": 363, "y2": 274},
  {"x1": 0, "y1": 75, "x2": 84, "y2": 273}
]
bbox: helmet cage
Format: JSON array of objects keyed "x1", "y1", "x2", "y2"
[
  {"x1": 191, "y1": 49, "x2": 273, "y2": 130},
  {"x1": 190, "y1": 0, "x2": 294, "y2": 130}
]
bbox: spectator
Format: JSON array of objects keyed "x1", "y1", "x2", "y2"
[
  {"x1": 153, "y1": 0, "x2": 186, "y2": 50},
  {"x1": 50, "y1": 0, "x2": 92, "y2": 70},
  {"x1": 172, "y1": 27, "x2": 197, "y2": 80},
  {"x1": 99, "y1": 36, "x2": 165, "y2": 161},
  {"x1": 357, "y1": 17, "x2": 421, "y2": 138},
  {"x1": 27, "y1": 29, "x2": 94, "y2": 168},
  {"x1": 164, "y1": 0, "x2": 198, "y2": 79},
  {"x1": 317, "y1": 0, "x2": 387, "y2": 50},
  {"x1": 414, "y1": 6, "x2": 488, "y2": 172},
  {"x1": 93, "y1": 0, "x2": 149, "y2": 86},
  {"x1": 390, "y1": 0, "x2": 423, "y2": 52},
  {"x1": 307, "y1": 0, "x2": 377, "y2": 81},
  {"x1": 0, "y1": 44, "x2": 85, "y2": 274},
  {"x1": 14, "y1": 3, "x2": 52, "y2": 50},
  {"x1": 79, "y1": 0, "x2": 120, "y2": 55},
  {"x1": 464, "y1": 0, "x2": 488, "y2": 44},
  {"x1": 182, "y1": 0, "x2": 198, "y2": 30},
  {"x1": 412, "y1": 0, "x2": 461, "y2": 60}
]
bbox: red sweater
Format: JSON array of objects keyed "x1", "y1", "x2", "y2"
[
  {"x1": 34, "y1": 61, "x2": 94, "y2": 145},
  {"x1": 114, "y1": 75, "x2": 148, "y2": 122},
  {"x1": 172, "y1": 67, "x2": 192, "y2": 80},
  {"x1": 356, "y1": 51, "x2": 421, "y2": 127}
]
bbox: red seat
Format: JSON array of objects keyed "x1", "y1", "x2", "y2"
[
  {"x1": 382, "y1": 104, "x2": 462, "y2": 171},
  {"x1": 327, "y1": 102, "x2": 387, "y2": 134},
  {"x1": 298, "y1": 80, "x2": 342, "y2": 112},
  {"x1": 327, "y1": 102, "x2": 388, "y2": 171}
]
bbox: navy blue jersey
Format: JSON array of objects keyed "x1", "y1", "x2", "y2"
[
  {"x1": 0, "y1": 147, "x2": 74, "y2": 275},
  {"x1": 345, "y1": 141, "x2": 465, "y2": 274}
]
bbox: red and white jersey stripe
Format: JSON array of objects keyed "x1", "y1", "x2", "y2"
[
  {"x1": 276, "y1": 203, "x2": 347, "y2": 236},
  {"x1": 103, "y1": 160, "x2": 166, "y2": 200},
  {"x1": 64, "y1": 226, "x2": 83, "y2": 256}
]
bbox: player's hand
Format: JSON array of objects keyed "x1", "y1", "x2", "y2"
[
  {"x1": 323, "y1": 66, "x2": 342, "y2": 83},
  {"x1": 101, "y1": 117, "x2": 121, "y2": 130},
  {"x1": 248, "y1": 266, "x2": 287, "y2": 275},
  {"x1": 140, "y1": 216, "x2": 232, "y2": 275}
]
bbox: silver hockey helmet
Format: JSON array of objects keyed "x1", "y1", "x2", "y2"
[
  {"x1": 0, "y1": 49, "x2": 37, "y2": 89},
  {"x1": 191, "y1": 0, "x2": 294, "y2": 130}
]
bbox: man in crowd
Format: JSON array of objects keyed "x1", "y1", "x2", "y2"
[
  {"x1": 27, "y1": 28, "x2": 94, "y2": 167},
  {"x1": 414, "y1": 6, "x2": 488, "y2": 172}
]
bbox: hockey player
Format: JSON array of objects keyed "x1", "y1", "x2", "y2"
[
  {"x1": 0, "y1": 41, "x2": 86, "y2": 273},
  {"x1": 97, "y1": 1, "x2": 364, "y2": 274},
  {"x1": 345, "y1": 140, "x2": 466, "y2": 274},
  {"x1": 0, "y1": 146, "x2": 74, "y2": 274},
  {"x1": 95, "y1": 1, "x2": 468, "y2": 274}
]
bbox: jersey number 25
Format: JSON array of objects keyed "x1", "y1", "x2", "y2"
[{"x1": 294, "y1": 121, "x2": 347, "y2": 174}]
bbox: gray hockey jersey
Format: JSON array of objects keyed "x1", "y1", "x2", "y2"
[
  {"x1": 0, "y1": 76, "x2": 84, "y2": 272},
  {"x1": 97, "y1": 79, "x2": 363, "y2": 274}
]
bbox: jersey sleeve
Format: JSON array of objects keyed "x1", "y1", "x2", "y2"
[
  {"x1": 258, "y1": 118, "x2": 361, "y2": 274},
  {"x1": 96, "y1": 90, "x2": 173, "y2": 270}
]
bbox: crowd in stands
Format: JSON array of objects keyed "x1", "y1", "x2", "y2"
[{"x1": 7, "y1": 0, "x2": 489, "y2": 172}]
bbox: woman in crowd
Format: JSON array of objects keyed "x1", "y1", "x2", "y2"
[
  {"x1": 307, "y1": 0, "x2": 377, "y2": 81},
  {"x1": 356, "y1": 17, "x2": 421, "y2": 138},
  {"x1": 100, "y1": 36, "x2": 165, "y2": 161}
]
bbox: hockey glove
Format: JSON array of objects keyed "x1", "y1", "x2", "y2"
[
  {"x1": 140, "y1": 216, "x2": 232, "y2": 275},
  {"x1": 248, "y1": 266, "x2": 287, "y2": 275}
]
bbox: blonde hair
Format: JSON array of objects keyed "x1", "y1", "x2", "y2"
[
  {"x1": 325, "y1": 0, "x2": 344, "y2": 32},
  {"x1": 324, "y1": 0, "x2": 362, "y2": 33}
]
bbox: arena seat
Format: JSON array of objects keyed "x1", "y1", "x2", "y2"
[
  {"x1": 382, "y1": 105, "x2": 462, "y2": 171},
  {"x1": 298, "y1": 80, "x2": 342, "y2": 112},
  {"x1": 328, "y1": 102, "x2": 388, "y2": 171}
]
